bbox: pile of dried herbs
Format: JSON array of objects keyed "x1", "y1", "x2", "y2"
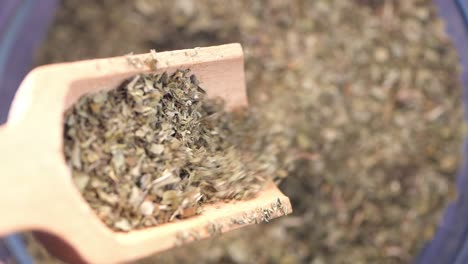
[
  {"x1": 29, "y1": 0, "x2": 464, "y2": 263},
  {"x1": 64, "y1": 69, "x2": 274, "y2": 231}
]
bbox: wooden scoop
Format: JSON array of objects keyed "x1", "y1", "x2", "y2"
[{"x1": 0, "y1": 44, "x2": 291, "y2": 263}]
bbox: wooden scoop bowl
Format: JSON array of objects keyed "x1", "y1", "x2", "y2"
[{"x1": 0, "y1": 44, "x2": 291, "y2": 263}]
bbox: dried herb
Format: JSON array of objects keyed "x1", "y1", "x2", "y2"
[
  {"x1": 30, "y1": 0, "x2": 464, "y2": 263},
  {"x1": 63, "y1": 69, "x2": 274, "y2": 231}
]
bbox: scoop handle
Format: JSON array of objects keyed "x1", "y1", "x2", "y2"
[{"x1": 0, "y1": 124, "x2": 47, "y2": 235}]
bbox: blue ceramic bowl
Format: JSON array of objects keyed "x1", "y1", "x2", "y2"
[{"x1": 0, "y1": 1, "x2": 467, "y2": 263}]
